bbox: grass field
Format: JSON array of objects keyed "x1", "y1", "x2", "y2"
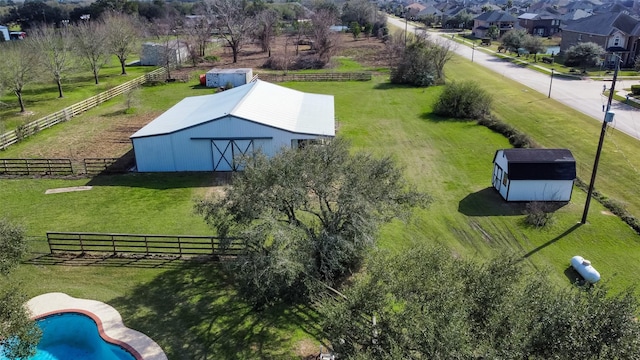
[
  {"x1": 2, "y1": 51, "x2": 640, "y2": 358},
  {"x1": 0, "y1": 59, "x2": 157, "y2": 133}
]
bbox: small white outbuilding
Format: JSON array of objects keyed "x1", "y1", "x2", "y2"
[
  {"x1": 130, "y1": 80, "x2": 335, "y2": 172},
  {"x1": 492, "y1": 148, "x2": 576, "y2": 202},
  {"x1": 205, "y1": 68, "x2": 253, "y2": 88}
]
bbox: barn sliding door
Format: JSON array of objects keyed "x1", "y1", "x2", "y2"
[{"x1": 211, "y1": 139, "x2": 254, "y2": 171}]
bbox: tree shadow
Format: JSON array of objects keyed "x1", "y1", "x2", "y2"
[
  {"x1": 521, "y1": 223, "x2": 582, "y2": 259},
  {"x1": 109, "y1": 261, "x2": 328, "y2": 359},
  {"x1": 458, "y1": 187, "x2": 529, "y2": 216}
]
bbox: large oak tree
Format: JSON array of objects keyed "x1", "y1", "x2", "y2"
[{"x1": 195, "y1": 139, "x2": 430, "y2": 307}]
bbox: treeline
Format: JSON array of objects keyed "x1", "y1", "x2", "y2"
[{"x1": 0, "y1": 0, "x2": 389, "y2": 117}]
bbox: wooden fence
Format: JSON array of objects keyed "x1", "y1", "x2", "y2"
[
  {"x1": 256, "y1": 72, "x2": 372, "y2": 82},
  {"x1": 47, "y1": 232, "x2": 245, "y2": 257},
  {"x1": 0, "y1": 68, "x2": 167, "y2": 151},
  {"x1": 0, "y1": 158, "x2": 74, "y2": 176},
  {"x1": 0, "y1": 156, "x2": 134, "y2": 176}
]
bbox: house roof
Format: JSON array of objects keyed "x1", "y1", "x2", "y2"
[
  {"x1": 519, "y1": 13, "x2": 539, "y2": 20},
  {"x1": 495, "y1": 148, "x2": 576, "y2": 181},
  {"x1": 131, "y1": 80, "x2": 335, "y2": 138},
  {"x1": 474, "y1": 10, "x2": 518, "y2": 22},
  {"x1": 562, "y1": 12, "x2": 640, "y2": 36}
]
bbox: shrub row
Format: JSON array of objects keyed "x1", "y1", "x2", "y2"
[
  {"x1": 476, "y1": 115, "x2": 539, "y2": 149},
  {"x1": 574, "y1": 178, "x2": 640, "y2": 234}
]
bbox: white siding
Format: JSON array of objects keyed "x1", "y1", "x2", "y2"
[
  {"x1": 505, "y1": 180, "x2": 573, "y2": 201},
  {"x1": 132, "y1": 136, "x2": 176, "y2": 172},
  {"x1": 133, "y1": 116, "x2": 321, "y2": 172}
]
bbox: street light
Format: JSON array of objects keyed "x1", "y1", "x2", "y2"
[{"x1": 548, "y1": 68, "x2": 554, "y2": 98}]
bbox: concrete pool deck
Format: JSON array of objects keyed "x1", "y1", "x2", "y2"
[{"x1": 27, "y1": 293, "x2": 167, "y2": 360}]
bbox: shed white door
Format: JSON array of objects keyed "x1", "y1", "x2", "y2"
[{"x1": 211, "y1": 139, "x2": 254, "y2": 171}]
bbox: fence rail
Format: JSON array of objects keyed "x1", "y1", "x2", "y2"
[
  {"x1": 256, "y1": 72, "x2": 372, "y2": 82},
  {"x1": 47, "y1": 232, "x2": 245, "y2": 257},
  {"x1": 0, "y1": 158, "x2": 74, "y2": 176},
  {"x1": 0, "y1": 156, "x2": 135, "y2": 177},
  {"x1": 0, "y1": 68, "x2": 167, "y2": 151}
]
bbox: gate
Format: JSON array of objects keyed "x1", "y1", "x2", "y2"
[{"x1": 211, "y1": 138, "x2": 262, "y2": 171}]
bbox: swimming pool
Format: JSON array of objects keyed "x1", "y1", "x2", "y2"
[{"x1": 0, "y1": 312, "x2": 136, "y2": 360}]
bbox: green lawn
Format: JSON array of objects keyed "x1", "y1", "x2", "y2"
[
  {"x1": 0, "y1": 59, "x2": 157, "y2": 133},
  {"x1": 2, "y1": 52, "x2": 640, "y2": 358}
]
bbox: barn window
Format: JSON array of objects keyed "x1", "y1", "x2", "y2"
[
  {"x1": 292, "y1": 138, "x2": 328, "y2": 149},
  {"x1": 502, "y1": 173, "x2": 508, "y2": 186}
]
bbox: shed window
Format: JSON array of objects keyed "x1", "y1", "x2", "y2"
[{"x1": 502, "y1": 173, "x2": 508, "y2": 186}]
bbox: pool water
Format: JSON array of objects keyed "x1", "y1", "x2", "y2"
[{"x1": 0, "y1": 313, "x2": 136, "y2": 360}]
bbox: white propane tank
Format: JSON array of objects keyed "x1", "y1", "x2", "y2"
[{"x1": 570, "y1": 255, "x2": 601, "y2": 284}]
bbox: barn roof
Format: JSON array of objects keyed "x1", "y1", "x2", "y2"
[
  {"x1": 494, "y1": 148, "x2": 576, "y2": 180},
  {"x1": 130, "y1": 80, "x2": 335, "y2": 138}
]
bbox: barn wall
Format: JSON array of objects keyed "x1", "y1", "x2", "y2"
[
  {"x1": 506, "y1": 179, "x2": 573, "y2": 201},
  {"x1": 132, "y1": 136, "x2": 177, "y2": 172},
  {"x1": 133, "y1": 116, "x2": 322, "y2": 172}
]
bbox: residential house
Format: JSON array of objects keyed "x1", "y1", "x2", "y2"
[
  {"x1": 518, "y1": 12, "x2": 562, "y2": 36},
  {"x1": 405, "y1": 2, "x2": 427, "y2": 19},
  {"x1": 472, "y1": 10, "x2": 518, "y2": 38},
  {"x1": 560, "y1": 12, "x2": 640, "y2": 68}
]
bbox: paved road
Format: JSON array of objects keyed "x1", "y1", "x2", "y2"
[{"x1": 387, "y1": 17, "x2": 640, "y2": 141}]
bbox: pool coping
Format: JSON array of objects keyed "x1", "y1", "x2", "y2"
[{"x1": 27, "y1": 292, "x2": 168, "y2": 360}]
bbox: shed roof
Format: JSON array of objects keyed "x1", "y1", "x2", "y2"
[
  {"x1": 495, "y1": 148, "x2": 576, "y2": 180},
  {"x1": 131, "y1": 80, "x2": 335, "y2": 138},
  {"x1": 206, "y1": 68, "x2": 252, "y2": 74}
]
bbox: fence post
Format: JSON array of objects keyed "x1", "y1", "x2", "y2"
[
  {"x1": 112, "y1": 234, "x2": 116, "y2": 255},
  {"x1": 47, "y1": 233, "x2": 52, "y2": 254},
  {"x1": 145, "y1": 235, "x2": 149, "y2": 255},
  {"x1": 178, "y1": 237, "x2": 182, "y2": 256},
  {"x1": 79, "y1": 234, "x2": 84, "y2": 253},
  {"x1": 211, "y1": 237, "x2": 215, "y2": 255}
]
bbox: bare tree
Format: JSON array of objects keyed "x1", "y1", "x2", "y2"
[
  {"x1": 255, "y1": 8, "x2": 280, "y2": 57},
  {"x1": 290, "y1": 19, "x2": 311, "y2": 56},
  {"x1": 103, "y1": 12, "x2": 142, "y2": 75},
  {"x1": 0, "y1": 41, "x2": 39, "y2": 113},
  {"x1": 150, "y1": 16, "x2": 183, "y2": 80},
  {"x1": 425, "y1": 34, "x2": 455, "y2": 82},
  {"x1": 73, "y1": 19, "x2": 110, "y2": 85},
  {"x1": 184, "y1": 15, "x2": 213, "y2": 58},
  {"x1": 205, "y1": 0, "x2": 256, "y2": 63},
  {"x1": 310, "y1": 8, "x2": 340, "y2": 62},
  {"x1": 28, "y1": 24, "x2": 74, "y2": 98}
]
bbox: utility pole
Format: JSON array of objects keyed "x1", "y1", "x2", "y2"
[
  {"x1": 404, "y1": 10, "x2": 408, "y2": 47},
  {"x1": 581, "y1": 56, "x2": 619, "y2": 224},
  {"x1": 548, "y1": 68, "x2": 554, "y2": 98}
]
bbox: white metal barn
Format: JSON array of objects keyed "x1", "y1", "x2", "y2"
[
  {"x1": 205, "y1": 68, "x2": 253, "y2": 88},
  {"x1": 130, "y1": 80, "x2": 335, "y2": 172},
  {"x1": 492, "y1": 148, "x2": 576, "y2": 202}
]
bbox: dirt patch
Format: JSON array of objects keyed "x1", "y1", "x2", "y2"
[
  {"x1": 45, "y1": 186, "x2": 93, "y2": 194},
  {"x1": 294, "y1": 338, "x2": 323, "y2": 359},
  {"x1": 173, "y1": 32, "x2": 388, "y2": 77}
]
